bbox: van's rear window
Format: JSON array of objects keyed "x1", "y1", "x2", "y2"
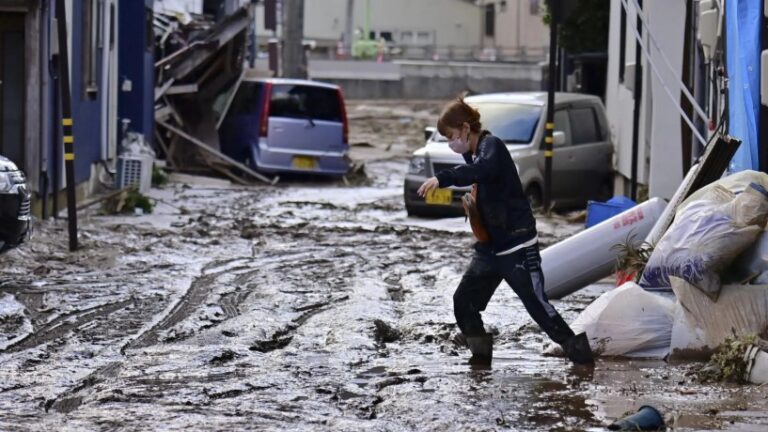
[{"x1": 270, "y1": 85, "x2": 342, "y2": 122}]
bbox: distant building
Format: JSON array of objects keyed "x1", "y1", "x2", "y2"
[{"x1": 254, "y1": 0, "x2": 548, "y2": 62}]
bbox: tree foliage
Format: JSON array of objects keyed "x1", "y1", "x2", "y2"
[{"x1": 542, "y1": 0, "x2": 610, "y2": 54}]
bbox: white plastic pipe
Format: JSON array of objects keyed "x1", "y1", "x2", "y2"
[
  {"x1": 744, "y1": 345, "x2": 768, "y2": 385},
  {"x1": 542, "y1": 197, "x2": 668, "y2": 299}
]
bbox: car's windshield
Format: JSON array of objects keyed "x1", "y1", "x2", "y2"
[{"x1": 434, "y1": 102, "x2": 541, "y2": 144}]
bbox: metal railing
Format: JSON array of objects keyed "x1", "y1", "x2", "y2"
[{"x1": 305, "y1": 43, "x2": 548, "y2": 63}]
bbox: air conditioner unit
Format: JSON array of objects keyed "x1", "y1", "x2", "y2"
[
  {"x1": 118, "y1": 153, "x2": 153, "y2": 193},
  {"x1": 117, "y1": 131, "x2": 154, "y2": 193}
]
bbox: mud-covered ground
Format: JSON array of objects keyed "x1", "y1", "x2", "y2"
[{"x1": 0, "y1": 102, "x2": 767, "y2": 431}]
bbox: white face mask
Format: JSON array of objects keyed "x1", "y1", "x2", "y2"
[{"x1": 448, "y1": 128, "x2": 470, "y2": 154}]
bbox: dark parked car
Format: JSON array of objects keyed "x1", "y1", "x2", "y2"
[
  {"x1": 404, "y1": 92, "x2": 613, "y2": 216},
  {"x1": 0, "y1": 155, "x2": 30, "y2": 253}
]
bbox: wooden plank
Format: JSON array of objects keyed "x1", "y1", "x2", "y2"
[
  {"x1": 165, "y1": 83, "x2": 199, "y2": 95},
  {"x1": 154, "y1": 128, "x2": 175, "y2": 170},
  {"x1": 157, "y1": 120, "x2": 278, "y2": 185},
  {"x1": 154, "y1": 105, "x2": 173, "y2": 121},
  {"x1": 154, "y1": 78, "x2": 175, "y2": 101}
]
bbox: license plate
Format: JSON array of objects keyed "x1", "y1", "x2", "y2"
[
  {"x1": 425, "y1": 188, "x2": 453, "y2": 205},
  {"x1": 292, "y1": 156, "x2": 317, "y2": 170}
]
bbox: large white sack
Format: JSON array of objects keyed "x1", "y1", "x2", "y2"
[
  {"x1": 729, "y1": 229, "x2": 768, "y2": 284},
  {"x1": 668, "y1": 302, "x2": 710, "y2": 360},
  {"x1": 680, "y1": 170, "x2": 768, "y2": 213},
  {"x1": 639, "y1": 183, "x2": 768, "y2": 299},
  {"x1": 569, "y1": 282, "x2": 675, "y2": 358},
  {"x1": 670, "y1": 276, "x2": 768, "y2": 350}
]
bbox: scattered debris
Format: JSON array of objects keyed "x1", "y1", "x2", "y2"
[
  {"x1": 698, "y1": 334, "x2": 759, "y2": 383},
  {"x1": 152, "y1": 165, "x2": 170, "y2": 187},
  {"x1": 101, "y1": 188, "x2": 155, "y2": 215},
  {"x1": 608, "y1": 405, "x2": 665, "y2": 431},
  {"x1": 640, "y1": 181, "x2": 768, "y2": 298},
  {"x1": 610, "y1": 233, "x2": 654, "y2": 284},
  {"x1": 373, "y1": 319, "x2": 401, "y2": 344}
]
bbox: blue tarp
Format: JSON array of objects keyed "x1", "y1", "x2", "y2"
[{"x1": 726, "y1": 0, "x2": 761, "y2": 172}]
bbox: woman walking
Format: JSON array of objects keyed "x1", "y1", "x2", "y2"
[{"x1": 418, "y1": 97, "x2": 593, "y2": 367}]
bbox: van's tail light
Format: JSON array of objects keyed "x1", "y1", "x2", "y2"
[
  {"x1": 337, "y1": 88, "x2": 348, "y2": 143},
  {"x1": 259, "y1": 82, "x2": 273, "y2": 137}
]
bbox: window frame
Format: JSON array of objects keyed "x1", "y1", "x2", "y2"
[
  {"x1": 568, "y1": 106, "x2": 603, "y2": 145},
  {"x1": 553, "y1": 109, "x2": 572, "y2": 148},
  {"x1": 484, "y1": 4, "x2": 495, "y2": 37},
  {"x1": 82, "y1": 0, "x2": 100, "y2": 98}
]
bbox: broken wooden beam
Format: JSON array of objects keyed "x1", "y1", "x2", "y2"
[{"x1": 157, "y1": 120, "x2": 279, "y2": 185}]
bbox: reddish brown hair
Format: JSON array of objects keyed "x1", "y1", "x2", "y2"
[{"x1": 436, "y1": 96, "x2": 482, "y2": 137}]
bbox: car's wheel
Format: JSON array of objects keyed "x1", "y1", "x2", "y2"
[{"x1": 526, "y1": 184, "x2": 543, "y2": 212}]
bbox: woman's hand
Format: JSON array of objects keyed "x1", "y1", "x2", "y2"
[{"x1": 417, "y1": 177, "x2": 440, "y2": 198}]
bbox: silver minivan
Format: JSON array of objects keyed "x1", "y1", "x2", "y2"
[
  {"x1": 403, "y1": 92, "x2": 613, "y2": 216},
  {"x1": 218, "y1": 78, "x2": 350, "y2": 176}
]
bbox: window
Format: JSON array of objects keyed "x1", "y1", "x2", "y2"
[
  {"x1": 146, "y1": 7, "x2": 153, "y2": 51},
  {"x1": 401, "y1": 31, "x2": 413, "y2": 42},
  {"x1": 554, "y1": 110, "x2": 572, "y2": 147},
  {"x1": 529, "y1": 0, "x2": 540, "y2": 15},
  {"x1": 569, "y1": 107, "x2": 601, "y2": 144},
  {"x1": 270, "y1": 85, "x2": 342, "y2": 122},
  {"x1": 226, "y1": 82, "x2": 265, "y2": 117},
  {"x1": 416, "y1": 31, "x2": 431, "y2": 43},
  {"x1": 484, "y1": 4, "x2": 495, "y2": 37},
  {"x1": 434, "y1": 103, "x2": 542, "y2": 144},
  {"x1": 380, "y1": 31, "x2": 393, "y2": 42},
  {"x1": 82, "y1": 0, "x2": 100, "y2": 98}
]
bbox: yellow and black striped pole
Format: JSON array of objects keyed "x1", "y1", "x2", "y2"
[
  {"x1": 543, "y1": 7, "x2": 558, "y2": 212},
  {"x1": 55, "y1": 0, "x2": 79, "y2": 251}
]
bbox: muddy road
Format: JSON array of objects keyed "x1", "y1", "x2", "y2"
[{"x1": 0, "y1": 102, "x2": 767, "y2": 431}]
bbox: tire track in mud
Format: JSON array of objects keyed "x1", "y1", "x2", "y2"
[
  {"x1": 2, "y1": 299, "x2": 134, "y2": 354},
  {"x1": 41, "y1": 212, "x2": 461, "y2": 418},
  {"x1": 47, "y1": 250, "x2": 354, "y2": 414},
  {"x1": 123, "y1": 249, "x2": 335, "y2": 352},
  {"x1": 125, "y1": 271, "x2": 222, "y2": 350}
]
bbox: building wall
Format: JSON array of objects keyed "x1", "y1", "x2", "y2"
[
  {"x1": 70, "y1": 0, "x2": 104, "y2": 184},
  {"x1": 605, "y1": 0, "x2": 649, "y2": 187},
  {"x1": 605, "y1": 0, "x2": 696, "y2": 200},
  {"x1": 491, "y1": 0, "x2": 548, "y2": 54},
  {"x1": 257, "y1": 58, "x2": 544, "y2": 98},
  {"x1": 256, "y1": 0, "x2": 483, "y2": 48},
  {"x1": 646, "y1": 0, "x2": 685, "y2": 199},
  {"x1": 118, "y1": 0, "x2": 155, "y2": 146}
]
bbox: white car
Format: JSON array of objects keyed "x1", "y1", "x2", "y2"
[{"x1": 403, "y1": 92, "x2": 614, "y2": 216}]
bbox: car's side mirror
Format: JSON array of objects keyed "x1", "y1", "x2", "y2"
[
  {"x1": 424, "y1": 126, "x2": 436, "y2": 142},
  {"x1": 553, "y1": 131, "x2": 566, "y2": 146}
]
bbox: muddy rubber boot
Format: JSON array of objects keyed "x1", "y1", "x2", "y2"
[
  {"x1": 466, "y1": 334, "x2": 493, "y2": 367},
  {"x1": 453, "y1": 332, "x2": 468, "y2": 348},
  {"x1": 562, "y1": 332, "x2": 594, "y2": 365}
]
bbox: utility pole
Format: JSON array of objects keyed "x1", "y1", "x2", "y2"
[
  {"x1": 344, "y1": 0, "x2": 354, "y2": 56},
  {"x1": 630, "y1": 0, "x2": 643, "y2": 201},
  {"x1": 54, "y1": 0, "x2": 79, "y2": 251},
  {"x1": 282, "y1": 0, "x2": 307, "y2": 78},
  {"x1": 543, "y1": 2, "x2": 559, "y2": 212}
]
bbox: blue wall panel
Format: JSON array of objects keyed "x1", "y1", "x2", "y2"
[
  {"x1": 726, "y1": 0, "x2": 761, "y2": 172},
  {"x1": 118, "y1": 0, "x2": 154, "y2": 146}
]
